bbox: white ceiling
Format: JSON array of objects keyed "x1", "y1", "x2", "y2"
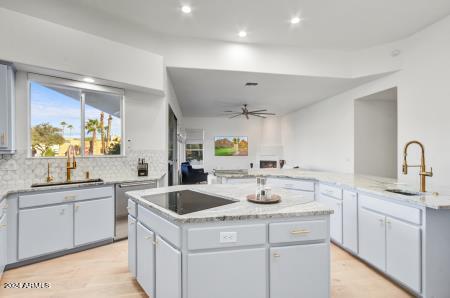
[
  {"x1": 1, "y1": 0, "x2": 450, "y2": 49},
  {"x1": 168, "y1": 67, "x2": 389, "y2": 117}
]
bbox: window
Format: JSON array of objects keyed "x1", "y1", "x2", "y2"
[
  {"x1": 185, "y1": 129, "x2": 204, "y2": 166},
  {"x1": 29, "y1": 75, "x2": 123, "y2": 157}
]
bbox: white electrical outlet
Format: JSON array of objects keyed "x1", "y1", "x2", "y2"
[{"x1": 219, "y1": 232, "x2": 237, "y2": 243}]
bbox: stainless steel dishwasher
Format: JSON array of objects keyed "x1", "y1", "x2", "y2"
[{"x1": 115, "y1": 181, "x2": 156, "y2": 240}]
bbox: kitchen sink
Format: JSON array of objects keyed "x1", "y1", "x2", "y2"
[
  {"x1": 31, "y1": 178, "x2": 104, "y2": 188},
  {"x1": 385, "y1": 189, "x2": 420, "y2": 196}
]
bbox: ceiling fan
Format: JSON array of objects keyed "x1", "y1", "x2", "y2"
[{"x1": 224, "y1": 104, "x2": 275, "y2": 119}]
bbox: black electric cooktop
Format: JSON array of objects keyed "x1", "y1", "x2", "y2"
[{"x1": 141, "y1": 190, "x2": 237, "y2": 215}]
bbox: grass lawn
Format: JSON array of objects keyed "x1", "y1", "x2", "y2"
[{"x1": 215, "y1": 147, "x2": 236, "y2": 156}]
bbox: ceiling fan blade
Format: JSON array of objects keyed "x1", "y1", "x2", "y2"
[
  {"x1": 252, "y1": 114, "x2": 267, "y2": 118},
  {"x1": 248, "y1": 109, "x2": 267, "y2": 113},
  {"x1": 245, "y1": 113, "x2": 249, "y2": 120},
  {"x1": 229, "y1": 114, "x2": 242, "y2": 119},
  {"x1": 250, "y1": 112, "x2": 276, "y2": 115}
]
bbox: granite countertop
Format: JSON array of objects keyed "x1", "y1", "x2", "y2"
[
  {"x1": 214, "y1": 169, "x2": 450, "y2": 209},
  {"x1": 127, "y1": 184, "x2": 333, "y2": 224},
  {"x1": 0, "y1": 173, "x2": 166, "y2": 202}
]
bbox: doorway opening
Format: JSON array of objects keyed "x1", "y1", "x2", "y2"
[{"x1": 354, "y1": 87, "x2": 398, "y2": 178}]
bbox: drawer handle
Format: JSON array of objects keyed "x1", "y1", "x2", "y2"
[
  {"x1": 75, "y1": 205, "x2": 80, "y2": 211},
  {"x1": 64, "y1": 195, "x2": 76, "y2": 201},
  {"x1": 127, "y1": 207, "x2": 132, "y2": 210},
  {"x1": 144, "y1": 236, "x2": 152, "y2": 240},
  {"x1": 3, "y1": 204, "x2": 8, "y2": 209},
  {"x1": 60, "y1": 209, "x2": 65, "y2": 215},
  {"x1": 0, "y1": 224, "x2": 6, "y2": 229},
  {"x1": 291, "y1": 229, "x2": 310, "y2": 235},
  {"x1": 273, "y1": 253, "x2": 281, "y2": 258},
  {"x1": 129, "y1": 222, "x2": 135, "y2": 225}
]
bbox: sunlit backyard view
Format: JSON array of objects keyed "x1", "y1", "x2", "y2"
[{"x1": 30, "y1": 81, "x2": 122, "y2": 157}]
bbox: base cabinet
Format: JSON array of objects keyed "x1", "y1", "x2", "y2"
[
  {"x1": 137, "y1": 223, "x2": 155, "y2": 297},
  {"x1": 156, "y1": 236, "x2": 181, "y2": 298},
  {"x1": 128, "y1": 216, "x2": 137, "y2": 277},
  {"x1": 187, "y1": 248, "x2": 267, "y2": 298},
  {"x1": 18, "y1": 204, "x2": 73, "y2": 260},
  {"x1": 342, "y1": 191, "x2": 358, "y2": 253},
  {"x1": 270, "y1": 243, "x2": 329, "y2": 298},
  {"x1": 74, "y1": 197, "x2": 114, "y2": 246},
  {"x1": 320, "y1": 195, "x2": 342, "y2": 244},
  {"x1": 386, "y1": 217, "x2": 421, "y2": 292},
  {"x1": 359, "y1": 208, "x2": 386, "y2": 270},
  {"x1": 0, "y1": 213, "x2": 7, "y2": 278}
]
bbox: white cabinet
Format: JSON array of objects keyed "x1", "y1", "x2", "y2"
[
  {"x1": 156, "y1": 236, "x2": 181, "y2": 298},
  {"x1": 0, "y1": 213, "x2": 7, "y2": 279},
  {"x1": 187, "y1": 248, "x2": 267, "y2": 298},
  {"x1": 0, "y1": 63, "x2": 15, "y2": 154},
  {"x1": 137, "y1": 223, "x2": 155, "y2": 298},
  {"x1": 359, "y1": 208, "x2": 386, "y2": 270},
  {"x1": 270, "y1": 243, "x2": 329, "y2": 298},
  {"x1": 320, "y1": 194, "x2": 343, "y2": 244},
  {"x1": 74, "y1": 197, "x2": 114, "y2": 246},
  {"x1": 342, "y1": 190, "x2": 358, "y2": 253},
  {"x1": 18, "y1": 204, "x2": 73, "y2": 260},
  {"x1": 386, "y1": 217, "x2": 421, "y2": 292},
  {"x1": 128, "y1": 216, "x2": 137, "y2": 277}
]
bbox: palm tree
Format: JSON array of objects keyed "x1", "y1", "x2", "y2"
[
  {"x1": 67, "y1": 124, "x2": 74, "y2": 137},
  {"x1": 85, "y1": 119, "x2": 100, "y2": 155},
  {"x1": 60, "y1": 121, "x2": 67, "y2": 136}
]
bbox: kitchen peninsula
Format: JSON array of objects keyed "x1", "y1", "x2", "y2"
[
  {"x1": 127, "y1": 183, "x2": 333, "y2": 298},
  {"x1": 213, "y1": 168, "x2": 450, "y2": 297}
]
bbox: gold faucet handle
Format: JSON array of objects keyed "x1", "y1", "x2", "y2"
[{"x1": 421, "y1": 167, "x2": 433, "y2": 177}]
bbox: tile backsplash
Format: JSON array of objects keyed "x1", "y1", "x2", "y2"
[{"x1": 0, "y1": 149, "x2": 166, "y2": 188}]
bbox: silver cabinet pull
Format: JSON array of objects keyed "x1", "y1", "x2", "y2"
[{"x1": 273, "y1": 253, "x2": 281, "y2": 258}]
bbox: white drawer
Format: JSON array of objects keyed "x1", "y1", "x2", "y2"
[
  {"x1": 269, "y1": 220, "x2": 328, "y2": 244},
  {"x1": 267, "y1": 178, "x2": 315, "y2": 192},
  {"x1": 187, "y1": 224, "x2": 266, "y2": 250},
  {"x1": 127, "y1": 199, "x2": 137, "y2": 218},
  {"x1": 320, "y1": 184, "x2": 342, "y2": 200},
  {"x1": 359, "y1": 194, "x2": 421, "y2": 225},
  {"x1": 19, "y1": 186, "x2": 113, "y2": 208},
  {"x1": 138, "y1": 205, "x2": 180, "y2": 248}
]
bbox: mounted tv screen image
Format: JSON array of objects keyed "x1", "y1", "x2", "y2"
[{"x1": 215, "y1": 136, "x2": 248, "y2": 156}]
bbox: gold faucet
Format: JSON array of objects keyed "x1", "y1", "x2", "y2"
[
  {"x1": 66, "y1": 145, "x2": 77, "y2": 182},
  {"x1": 402, "y1": 140, "x2": 433, "y2": 192}
]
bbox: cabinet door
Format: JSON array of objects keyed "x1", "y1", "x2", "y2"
[
  {"x1": 74, "y1": 197, "x2": 114, "y2": 246},
  {"x1": 187, "y1": 248, "x2": 266, "y2": 298},
  {"x1": 320, "y1": 195, "x2": 343, "y2": 244},
  {"x1": 359, "y1": 208, "x2": 386, "y2": 271},
  {"x1": 156, "y1": 236, "x2": 181, "y2": 298},
  {"x1": 386, "y1": 217, "x2": 421, "y2": 293},
  {"x1": 128, "y1": 216, "x2": 137, "y2": 277},
  {"x1": 0, "y1": 64, "x2": 8, "y2": 149},
  {"x1": 270, "y1": 243, "x2": 329, "y2": 298},
  {"x1": 343, "y1": 191, "x2": 358, "y2": 253},
  {"x1": 19, "y1": 204, "x2": 73, "y2": 260},
  {"x1": 137, "y1": 223, "x2": 155, "y2": 297},
  {"x1": 0, "y1": 214, "x2": 7, "y2": 279}
]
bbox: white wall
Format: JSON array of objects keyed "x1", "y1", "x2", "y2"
[
  {"x1": 182, "y1": 117, "x2": 264, "y2": 172},
  {"x1": 355, "y1": 96, "x2": 397, "y2": 178},
  {"x1": 281, "y1": 15, "x2": 450, "y2": 188},
  {"x1": 0, "y1": 8, "x2": 164, "y2": 93}
]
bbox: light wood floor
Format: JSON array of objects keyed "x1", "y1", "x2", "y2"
[{"x1": 0, "y1": 241, "x2": 413, "y2": 298}]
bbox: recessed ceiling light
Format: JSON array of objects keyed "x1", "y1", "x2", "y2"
[
  {"x1": 181, "y1": 5, "x2": 192, "y2": 14},
  {"x1": 83, "y1": 77, "x2": 95, "y2": 83},
  {"x1": 238, "y1": 30, "x2": 247, "y2": 38},
  {"x1": 290, "y1": 17, "x2": 301, "y2": 24},
  {"x1": 245, "y1": 82, "x2": 258, "y2": 86}
]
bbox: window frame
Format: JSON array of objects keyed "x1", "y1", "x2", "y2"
[
  {"x1": 185, "y1": 143, "x2": 204, "y2": 165},
  {"x1": 27, "y1": 73, "x2": 125, "y2": 158}
]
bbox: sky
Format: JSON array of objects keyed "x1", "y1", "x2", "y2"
[{"x1": 30, "y1": 82, "x2": 121, "y2": 139}]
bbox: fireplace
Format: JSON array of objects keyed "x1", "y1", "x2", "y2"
[{"x1": 260, "y1": 160, "x2": 277, "y2": 169}]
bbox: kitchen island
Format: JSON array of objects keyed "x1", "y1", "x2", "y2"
[{"x1": 127, "y1": 183, "x2": 333, "y2": 298}]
